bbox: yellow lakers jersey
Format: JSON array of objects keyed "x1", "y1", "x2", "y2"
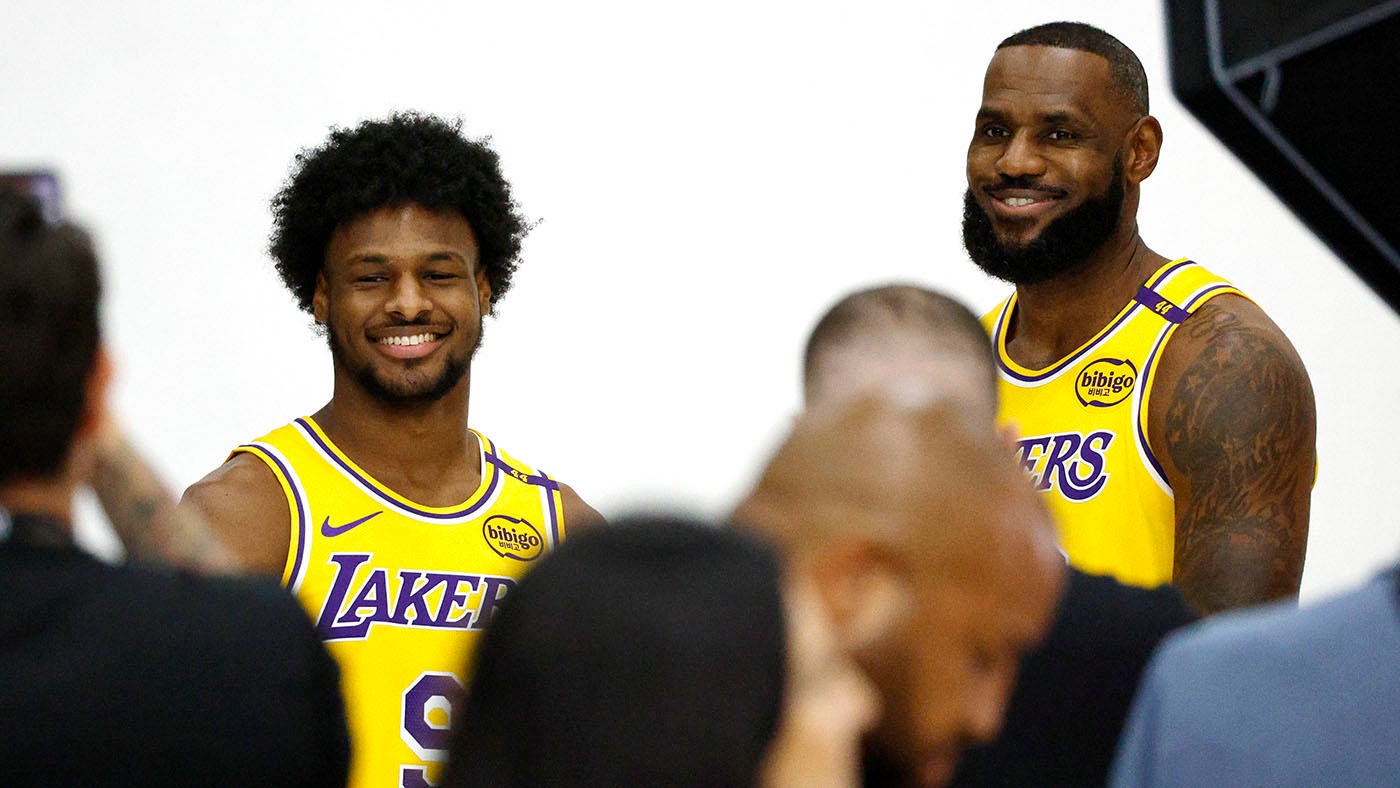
[
  {"x1": 233, "y1": 417, "x2": 566, "y2": 788},
  {"x1": 983, "y1": 259, "x2": 1245, "y2": 588}
]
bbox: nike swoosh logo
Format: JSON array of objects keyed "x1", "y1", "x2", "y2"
[{"x1": 320, "y1": 511, "x2": 383, "y2": 538}]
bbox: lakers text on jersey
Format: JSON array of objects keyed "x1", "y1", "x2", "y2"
[{"x1": 234, "y1": 417, "x2": 566, "y2": 788}]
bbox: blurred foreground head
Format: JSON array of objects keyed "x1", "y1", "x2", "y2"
[
  {"x1": 735, "y1": 396, "x2": 1064, "y2": 787},
  {"x1": 0, "y1": 191, "x2": 102, "y2": 488},
  {"x1": 803, "y1": 284, "x2": 996, "y2": 425},
  {"x1": 443, "y1": 515, "x2": 879, "y2": 788}
]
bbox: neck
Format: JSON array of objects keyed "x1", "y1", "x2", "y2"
[
  {"x1": 0, "y1": 477, "x2": 75, "y2": 525},
  {"x1": 1008, "y1": 226, "x2": 1167, "y2": 366},
  {"x1": 319, "y1": 368, "x2": 473, "y2": 454},
  {"x1": 312, "y1": 368, "x2": 482, "y2": 506}
]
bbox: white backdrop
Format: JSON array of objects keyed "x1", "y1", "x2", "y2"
[{"x1": 4, "y1": 1, "x2": 1397, "y2": 602}]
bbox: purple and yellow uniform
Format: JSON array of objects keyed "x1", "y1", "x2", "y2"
[
  {"x1": 234, "y1": 416, "x2": 566, "y2": 788},
  {"x1": 983, "y1": 259, "x2": 1245, "y2": 588}
]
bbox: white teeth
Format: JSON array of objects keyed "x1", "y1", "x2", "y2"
[
  {"x1": 379, "y1": 333, "x2": 435, "y2": 347},
  {"x1": 1004, "y1": 197, "x2": 1038, "y2": 207}
]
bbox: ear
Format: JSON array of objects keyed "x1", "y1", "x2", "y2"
[
  {"x1": 808, "y1": 538, "x2": 914, "y2": 652},
  {"x1": 1124, "y1": 115, "x2": 1163, "y2": 184},
  {"x1": 476, "y1": 266, "x2": 493, "y2": 317},
  {"x1": 312, "y1": 271, "x2": 330, "y2": 324}
]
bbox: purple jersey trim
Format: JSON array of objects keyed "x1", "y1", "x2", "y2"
[
  {"x1": 1145, "y1": 259, "x2": 1195, "y2": 289},
  {"x1": 541, "y1": 471, "x2": 562, "y2": 546},
  {"x1": 293, "y1": 417, "x2": 499, "y2": 520},
  {"x1": 292, "y1": 417, "x2": 560, "y2": 520},
  {"x1": 237, "y1": 443, "x2": 310, "y2": 588},
  {"x1": 996, "y1": 260, "x2": 1199, "y2": 384},
  {"x1": 996, "y1": 302, "x2": 1142, "y2": 384},
  {"x1": 485, "y1": 451, "x2": 562, "y2": 492},
  {"x1": 1135, "y1": 282, "x2": 1237, "y2": 485},
  {"x1": 1132, "y1": 286, "x2": 1193, "y2": 324}
]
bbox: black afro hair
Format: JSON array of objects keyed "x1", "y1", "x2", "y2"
[{"x1": 269, "y1": 112, "x2": 528, "y2": 314}]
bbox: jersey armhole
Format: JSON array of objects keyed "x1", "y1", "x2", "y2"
[
  {"x1": 482, "y1": 434, "x2": 567, "y2": 549},
  {"x1": 1136, "y1": 285, "x2": 1247, "y2": 496},
  {"x1": 231, "y1": 443, "x2": 311, "y2": 591},
  {"x1": 543, "y1": 473, "x2": 565, "y2": 547}
]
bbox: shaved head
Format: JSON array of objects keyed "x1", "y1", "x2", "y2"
[
  {"x1": 746, "y1": 285, "x2": 1066, "y2": 786},
  {"x1": 734, "y1": 397, "x2": 1063, "y2": 787},
  {"x1": 998, "y1": 21, "x2": 1148, "y2": 115},
  {"x1": 737, "y1": 396, "x2": 1051, "y2": 577},
  {"x1": 803, "y1": 284, "x2": 997, "y2": 425}
]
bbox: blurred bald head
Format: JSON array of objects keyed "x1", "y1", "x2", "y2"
[
  {"x1": 734, "y1": 397, "x2": 1062, "y2": 787},
  {"x1": 803, "y1": 284, "x2": 996, "y2": 426},
  {"x1": 737, "y1": 396, "x2": 1048, "y2": 573}
]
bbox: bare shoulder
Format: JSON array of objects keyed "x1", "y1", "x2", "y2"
[
  {"x1": 559, "y1": 482, "x2": 607, "y2": 535},
  {"x1": 1150, "y1": 293, "x2": 1314, "y2": 467},
  {"x1": 1163, "y1": 293, "x2": 1307, "y2": 373},
  {"x1": 1150, "y1": 293, "x2": 1316, "y2": 613},
  {"x1": 181, "y1": 453, "x2": 292, "y2": 577}
]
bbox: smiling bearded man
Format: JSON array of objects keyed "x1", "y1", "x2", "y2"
[
  {"x1": 963, "y1": 22, "x2": 1315, "y2": 615},
  {"x1": 182, "y1": 113, "x2": 603, "y2": 788}
]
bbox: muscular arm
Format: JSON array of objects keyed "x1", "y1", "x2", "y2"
[
  {"x1": 180, "y1": 453, "x2": 294, "y2": 577},
  {"x1": 89, "y1": 426, "x2": 244, "y2": 574},
  {"x1": 1149, "y1": 295, "x2": 1315, "y2": 615},
  {"x1": 560, "y1": 482, "x2": 606, "y2": 535}
]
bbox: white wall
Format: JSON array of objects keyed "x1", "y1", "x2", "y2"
[{"x1": 4, "y1": 1, "x2": 1396, "y2": 602}]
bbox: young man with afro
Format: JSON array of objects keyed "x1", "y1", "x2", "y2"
[{"x1": 183, "y1": 112, "x2": 603, "y2": 788}]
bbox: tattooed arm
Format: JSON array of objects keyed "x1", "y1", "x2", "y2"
[
  {"x1": 1148, "y1": 295, "x2": 1315, "y2": 615},
  {"x1": 89, "y1": 424, "x2": 245, "y2": 574}
]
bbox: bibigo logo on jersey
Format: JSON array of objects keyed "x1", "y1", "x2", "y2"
[
  {"x1": 482, "y1": 514, "x2": 545, "y2": 561},
  {"x1": 1074, "y1": 358, "x2": 1137, "y2": 407}
]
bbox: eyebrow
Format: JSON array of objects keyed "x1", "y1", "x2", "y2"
[
  {"x1": 344, "y1": 250, "x2": 467, "y2": 265},
  {"x1": 1041, "y1": 111, "x2": 1087, "y2": 126},
  {"x1": 975, "y1": 106, "x2": 1008, "y2": 123},
  {"x1": 975, "y1": 107, "x2": 1089, "y2": 126},
  {"x1": 347, "y1": 254, "x2": 390, "y2": 265}
]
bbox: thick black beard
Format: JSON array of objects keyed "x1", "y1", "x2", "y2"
[
  {"x1": 326, "y1": 320, "x2": 475, "y2": 406},
  {"x1": 962, "y1": 162, "x2": 1126, "y2": 286}
]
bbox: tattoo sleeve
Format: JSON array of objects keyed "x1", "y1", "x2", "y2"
[
  {"x1": 90, "y1": 432, "x2": 244, "y2": 574},
  {"x1": 1166, "y1": 304, "x2": 1314, "y2": 614}
]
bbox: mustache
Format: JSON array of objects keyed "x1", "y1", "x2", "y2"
[
  {"x1": 989, "y1": 175, "x2": 1067, "y2": 196},
  {"x1": 370, "y1": 317, "x2": 450, "y2": 330}
]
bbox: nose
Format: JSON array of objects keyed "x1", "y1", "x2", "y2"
[
  {"x1": 996, "y1": 131, "x2": 1046, "y2": 181},
  {"x1": 386, "y1": 274, "x2": 431, "y2": 320}
]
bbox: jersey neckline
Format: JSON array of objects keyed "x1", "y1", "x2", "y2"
[
  {"x1": 993, "y1": 258, "x2": 1195, "y2": 382},
  {"x1": 293, "y1": 416, "x2": 500, "y2": 520}
]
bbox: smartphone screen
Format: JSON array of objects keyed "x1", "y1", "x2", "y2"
[{"x1": 0, "y1": 170, "x2": 63, "y2": 224}]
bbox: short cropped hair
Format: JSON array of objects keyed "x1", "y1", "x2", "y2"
[
  {"x1": 443, "y1": 516, "x2": 786, "y2": 788},
  {"x1": 0, "y1": 192, "x2": 101, "y2": 483},
  {"x1": 269, "y1": 112, "x2": 528, "y2": 314},
  {"x1": 999, "y1": 21, "x2": 1149, "y2": 114},
  {"x1": 803, "y1": 284, "x2": 995, "y2": 401}
]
